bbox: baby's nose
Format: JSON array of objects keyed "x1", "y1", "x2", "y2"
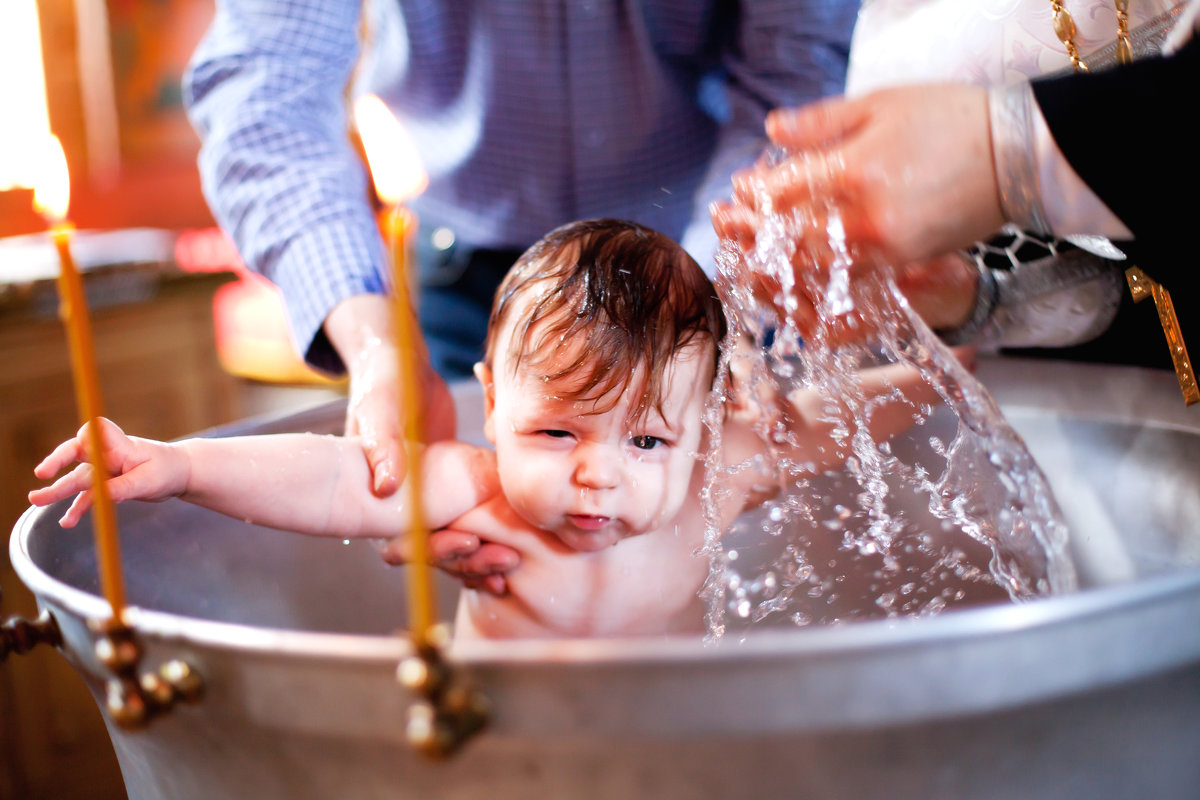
[{"x1": 573, "y1": 443, "x2": 621, "y2": 490}]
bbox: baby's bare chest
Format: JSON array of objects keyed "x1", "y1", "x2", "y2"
[{"x1": 455, "y1": 502, "x2": 709, "y2": 638}]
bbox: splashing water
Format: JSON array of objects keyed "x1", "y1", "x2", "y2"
[{"x1": 700, "y1": 187, "x2": 1075, "y2": 641}]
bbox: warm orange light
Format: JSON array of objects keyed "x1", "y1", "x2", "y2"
[
  {"x1": 0, "y1": 0, "x2": 53, "y2": 193},
  {"x1": 353, "y1": 94, "x2": 428, "y2": 205},
  {"x1": 31, "y1": 135, "x2": 71, "y2": 223}
]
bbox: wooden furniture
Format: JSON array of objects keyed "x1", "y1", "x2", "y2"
[{"x1": 1, "y1": 257, "x2": 238, "y2": 800}]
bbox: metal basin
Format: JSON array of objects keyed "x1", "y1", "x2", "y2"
[{"x1": 10, "y1": 357, "x2": 1200, "y2": 799}]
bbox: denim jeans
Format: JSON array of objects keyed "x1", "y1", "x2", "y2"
[{"x1": 417, "y1": 240, "x2": 524, "y2": 382}]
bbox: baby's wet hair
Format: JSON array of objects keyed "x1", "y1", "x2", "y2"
[{"x1": 484, "y1": 218, "x2": 726, "y2": 423}]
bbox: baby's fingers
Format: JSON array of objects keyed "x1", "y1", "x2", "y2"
[
  {"x1": 33, "y1": 437, "x2": 89, "y2": 481},
  {"x1": 28, "y1": 462, "x2": 94, "y2": 509},
  {"x1": 59, "y1": 489, "x2": 96, "y2": 528}
]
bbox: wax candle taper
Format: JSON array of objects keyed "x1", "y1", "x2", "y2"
[
  {"x1": 355, "y1": 93, "x2": 437, "y2": 645},
  {"x1": 34, "y1": 137, "x2": 127, "y2": 621},
  {"x1": 385, "y1": 206, "x2": 438, "y2": 643}
]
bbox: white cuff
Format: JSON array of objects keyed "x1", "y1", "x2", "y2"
[{"x1": 988, "y1": 82, "x2": 1050, "y2": 236}]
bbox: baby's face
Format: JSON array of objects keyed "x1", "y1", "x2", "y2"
[{"x1": 478, "y1": 340, "x2": 712, "y2": 552}]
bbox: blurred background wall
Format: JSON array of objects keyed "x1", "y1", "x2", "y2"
[
  {"x1": 1, "y1": 3, "x2": 341, "y2": 797},
  {"x1": 1, "y1": 0, "x2": 217, "y2": 238}
]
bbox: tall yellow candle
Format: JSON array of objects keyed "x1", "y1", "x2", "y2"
[
  {"x1": 50, "y1": 223, "x2": 128, "y2": 621},
  {"x1": 383, "y1": 205, "x2": 437, "y2": 643},
  {"x1": 355, "y1": 94, "x2": 438, "y2": 645},
  {"x1": 34, "y1": 137, "x2": 127, "y2": 623}
]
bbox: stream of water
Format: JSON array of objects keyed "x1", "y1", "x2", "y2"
[{"x1": 700, "y1": 193, "x2": 1076, "y2": 640}]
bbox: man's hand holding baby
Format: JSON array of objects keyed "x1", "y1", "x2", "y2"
[{"x1": 380, "y1": 527, "x2": 515, "y2": 596}]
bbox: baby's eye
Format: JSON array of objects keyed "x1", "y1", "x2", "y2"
[
  {"x1": 631, "y1": 435, "x2": 664, "y2": 451},
  {"x1": 539, "y1": 429, "x2": 572, "y2": 439}
]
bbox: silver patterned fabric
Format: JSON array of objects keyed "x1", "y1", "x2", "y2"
[
  {"x1": 940, "y1": 228, "x2": 1125, "y2": 349},
  {"x1": 936, "y1": 3, "x2": 1188, "y2": 351}
]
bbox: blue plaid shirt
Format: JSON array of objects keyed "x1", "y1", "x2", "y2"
[{"x1": 185, "y1": 0, "x2": 856, "y2": 372}]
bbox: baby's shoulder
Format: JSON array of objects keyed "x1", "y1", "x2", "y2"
[{"x1": 425, "y1": 440, "x2": 498, "y2": 486}]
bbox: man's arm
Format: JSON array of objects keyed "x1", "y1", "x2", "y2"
[
  {"x1": 185, "y1": 2, "x2": 458, "y2": 492},
  {"x1": 184, "y1": 0, "x2": 386, "y2": 374},
  {"x1": 1028, "y1": 34, "x2": 1199, "y2": 260}
]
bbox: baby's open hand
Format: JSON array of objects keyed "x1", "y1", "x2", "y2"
[{"x1": 29, "y1": 418, "x2": 189, "y2": 528}]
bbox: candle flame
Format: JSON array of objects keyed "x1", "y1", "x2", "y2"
[
  {"x1": 32, "y1": 135, "x2": 71, "y2": 223},
  {"x1": 353, "y1": 94, "x2": 428, "y2": 206}
]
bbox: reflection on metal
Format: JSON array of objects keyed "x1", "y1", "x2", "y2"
[
  {"x1": 397, "y1": 623, "x2": 490, "y2": 758},
  {"x1": 0, "y1": 608, "x2": 62, "y2": 661},
  {"x1": 90, "y1": 617, "x2": 204, "y2": 730},
  {"x1": 1125, "y1": 266, "x2": 1198, "y2": 405}
]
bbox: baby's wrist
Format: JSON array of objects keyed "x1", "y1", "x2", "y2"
[{"x1": 169, "y1": 440, "x2": 198, "y2": 499}]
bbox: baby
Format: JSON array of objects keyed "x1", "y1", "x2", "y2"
[{"x1": 30, "y1": 219, "x2": 942, "y2": 639}]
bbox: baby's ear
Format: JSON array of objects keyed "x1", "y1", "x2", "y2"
[{"x1": 473, "y1": 362, "x2": 497, "y2": 444}]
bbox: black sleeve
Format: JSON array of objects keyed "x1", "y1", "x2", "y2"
[{"x1": 1031, "y1": 35, "x2": 1199, "y2": 264}]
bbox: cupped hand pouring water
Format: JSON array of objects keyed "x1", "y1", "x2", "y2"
[{"x1": 711, "y1": 84, "x2": 1004, "y2": 336}]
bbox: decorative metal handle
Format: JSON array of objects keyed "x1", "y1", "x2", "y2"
[
  {"x1": 396, "y1": 623, "x2": 489, "y2": 758},
  {"x1": 1, "y1": 609, "x2": 63, "y2": 661},
  {"x1": 90, "y1": 617, "x2": 205, "y2": 730}
]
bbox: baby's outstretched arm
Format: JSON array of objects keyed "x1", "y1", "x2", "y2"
[{"x1": 30, "y1": 419, "x2": 500, "y2": 540}]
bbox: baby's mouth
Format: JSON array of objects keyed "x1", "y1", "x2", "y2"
[{"x1": 566, "y1": 514, "x2": 611, "y2": 531}]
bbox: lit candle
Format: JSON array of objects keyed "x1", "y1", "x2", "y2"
[
  {"x1": 353, "y1": 96, "x2": 437, "y2": 643},
  {"x1": 387, "y1": 206, "x2": 437, "y2": 640},
  {"x1": 33, "y1": 136, "x2": 127, "y2": 622}
]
